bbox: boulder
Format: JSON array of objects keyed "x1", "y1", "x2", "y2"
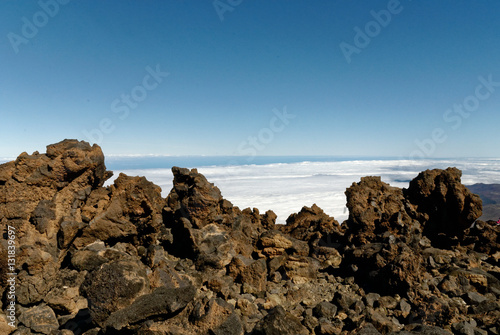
[
  {"x1": 104, "y1": 284, "x2": 196, "y2": 330},
  {"x1": 80, "y1": 259, "x2": 150, "y2": 326},
  {"x1": 405, "y1": 167, "x2": 482, "y2": 242},
  {"x1": 344, "y1": 176, "x2": 412, "y2": 245}
]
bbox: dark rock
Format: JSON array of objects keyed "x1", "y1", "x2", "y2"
[
  {"x1": 464, "y1": 291, "x2": 488, "y2": 305},
  {"x1": 18, "y1": 304, "x2": 59, "y2": 335},
  {"x1": 44, "y1": 268, "x2": 87, "y2": 315},
  {"x1": 80, "y1": 259, "x2": 150, "y2": 326},
  {"x1": 75, "y1": 173, "x2": 165, "y2": 250},
  {"x1": 405, "y1": 167, "x2": 482, "y2": 244},
  {"x1": 358, "y1": 323, "x2": 382, "y2": 334},
  {"x1": 333, "y1": 291, "x2": 358, "y2": 311},
  {"x1": 389, "y1": 325, "x2": 453, "y2": 334},
  {"x1": 315, "y1": 319, "x2": 339, "y2": 335},
  {"x1": 252, "y1": 305, "x2": 309, "y2": 335},
  {"x1": 344, "y1": 176, "x2": 412, "y2": 245},
  {"x1": 452, "y1": 320, "x2": 487, "y2": 335},
  {"x1": 471, "y1": 299, "x2": 500, "y2": 314},
  {"x1": 463, "y1": 220, "x2": 500, "y2": 254},
  {"x1": 281, "y1": 204, "x2": 342, "y2": 244},
  {"x1": 166, "y1": 167, "x2": 226, "y2": 229},
  {"x1": 365, "y1": 293, "x2": 381, "y2": 308},
  {"x1": 104, "y1": 284, "x2": 196, "y2": 330},
  {"x1": 58, "y1": 220, "x2": 85, "y2": 249},
  {"x1": 313, "y1": 301, "x2": 338, "y2": 319}
]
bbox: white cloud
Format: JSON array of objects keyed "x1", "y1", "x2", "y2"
[{"x1": 106, "y1": 159, "x2": 500, "y2": 224}]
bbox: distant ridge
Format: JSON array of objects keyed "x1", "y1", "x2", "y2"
[{"x1": 466, "y1": 183, "x2": 500, "y2": 221}]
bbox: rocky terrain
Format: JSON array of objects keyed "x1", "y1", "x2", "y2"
[{"x1": 0, "y1": 139, "x2": 499, "y2": 335}]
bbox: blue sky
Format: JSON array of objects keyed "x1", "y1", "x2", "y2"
[{"x1": 1, "y1": 0, "x2": 500, "y2": 159}]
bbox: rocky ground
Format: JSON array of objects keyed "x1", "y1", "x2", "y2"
[{"x1": 0, "y1": 139, "x2": 499, "y2": 335}]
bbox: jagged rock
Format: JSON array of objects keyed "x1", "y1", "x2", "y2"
[
  {"x1": 18, "y1": 304, "x2": 59, "y2": 334},
  {"x1": 1, "y1": 141, "x2": 499, "y2": 335},
  {"x1": 464, "y1": 291, "x2": 488, "y2": 305},
  {"x1": 166, "y1": 167, "x2": 226, "y2": 229},
  {"x1": 463, "y1": 220, "x2": 499, "y2": 254},
  {"x1": 405, "y1": 167, "x2": 482, "y2": 244},
  {"x1": 16, "y1": 249, "x2": 59, "y2": 305},
  {"x1": 280, "y1": 205, "x2": 344, "y2": 269},
  {"x1": 0, "y1": 139, "x2": 108, "y2": 232},
  {"x1": 452, "y1": 320, "x2": 487, "y2": 335},
  {"x1": 228, "y1": 256, "x2": 267, "y2": 292},
  {"x1": 258, "y1": 230, "x2": 293, "y2": 257},
  {"x1": 281, "y1": 204, "x2": 342, "y2": 243},
  {"x1": 344, "y1": 176, "x2": 412, "y2": 245},
  {"x1": 389, "y1": 325, "x2": 453, "y2": 334},
  {"x1": 193, "y1": 223, "x2": 237, "y2": 269},
  {"x1": 190, "y1": 297, "x2": 244, "y2": 335},
  {"x1": 315, "y1": 319, "x2": 340, "y2": 335},
  {"x1": 358, "y1": 323, "x2": 383, "y2": 334},
  {"x1": 74, "y1": 173, "x2": 165, "y2": 251},
  {"x1": 44, "y1": 268, "x2": 88, "y2": 315},
  {"x1": 313, "y1": 301, "x2": 338, "y2": 319},
  {"x1": 283, "y1": 255, "x2": 320, "y2": 284},
  {"x1": 252, "y1": 305, "x2": 309, "y2": 335},
  {"x1": 164, "y1": 167, "x2": 270, "y2": 270}
]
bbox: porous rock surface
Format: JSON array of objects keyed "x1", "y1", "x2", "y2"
[{"x1": 0, "y1": 140, "x2": 498, "y2": 334}]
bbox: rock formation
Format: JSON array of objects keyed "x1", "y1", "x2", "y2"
[{"x1": 0, "y1": 140, "x2": 498, "y2": 334}]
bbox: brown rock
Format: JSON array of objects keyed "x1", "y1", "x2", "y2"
[
  {"x1": 405, "y1": 167, "x2": 482, "y2": 242},
  {"x1": 258, "y1": 230, "x2": 293, "y2": 258},
  {"x1": 74, "y1": 173, "x2": 165, "y2": 250},
  {"x1": 252, "y1": 305, "x2": 309, "y2": 335},
  {"x1": 18, "y1": 304, "x2": 59, "y2": 335},
  {"x1": 167, "y1": 167, "x2": 225, "y2": 229},
  {"x1": 281, "y1": 204, "x2": 341, "y2": 243},
  {"x1": 344, "y1": 176, "x2": 412, "y2": 245}
]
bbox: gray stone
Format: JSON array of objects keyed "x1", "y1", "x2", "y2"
[
  {"x1": 313, "y1": 301, "x2": 338, "y2": 319},
  {"x1": 358, "y1": 323, "x2": 382, "y2": 335},
  {"x1": 104, "y1": 284, "x2": 196, "y2": 330},
  {"x1": 80, "y1": 259, "x2": 150, "y2": 326},
  {"x1": 464, "y1": 291, "x2": 488, "y2": 305},
  {"x1": 252, "y1": 305, "x2": 309, "y2": 335},
  {"x1": 18, "y1": 304, "x2": 59, "y2": 335}
]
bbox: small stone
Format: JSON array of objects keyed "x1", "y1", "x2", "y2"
[
  {"x1": 252, "y1": 306, "x2": 309, "y2": 335},
  {"x1": 313, "y1": 301, "x2": 338, "y2": 319},
  {"x1": 399, "y1": 299, "x2": 412, "y2": 318},
  {"x1": 365, "y1": 293, "x2": 381, "y2": 308},
  {"x1": 464, "y1": 291, "x2": 488, "y2": 305},
  {"x1": 18, "y1": 304, "x2": 59, "y2": 335}
]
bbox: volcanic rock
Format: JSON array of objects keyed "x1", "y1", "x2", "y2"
[
  {"x1": 1, "y1": 140, "x2": 498, "y2": 335},
  {"x1": 405, "y1": 167, "x2": 482, "y2": 245}
]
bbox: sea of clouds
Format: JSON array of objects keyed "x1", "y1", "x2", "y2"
[{"x1": 105, "y1": 158, "x2": 500, "y2": 224}]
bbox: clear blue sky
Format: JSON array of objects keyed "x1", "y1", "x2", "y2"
[{"x1": 1, "y1": 0, "x2": 499, "y2": 159}]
